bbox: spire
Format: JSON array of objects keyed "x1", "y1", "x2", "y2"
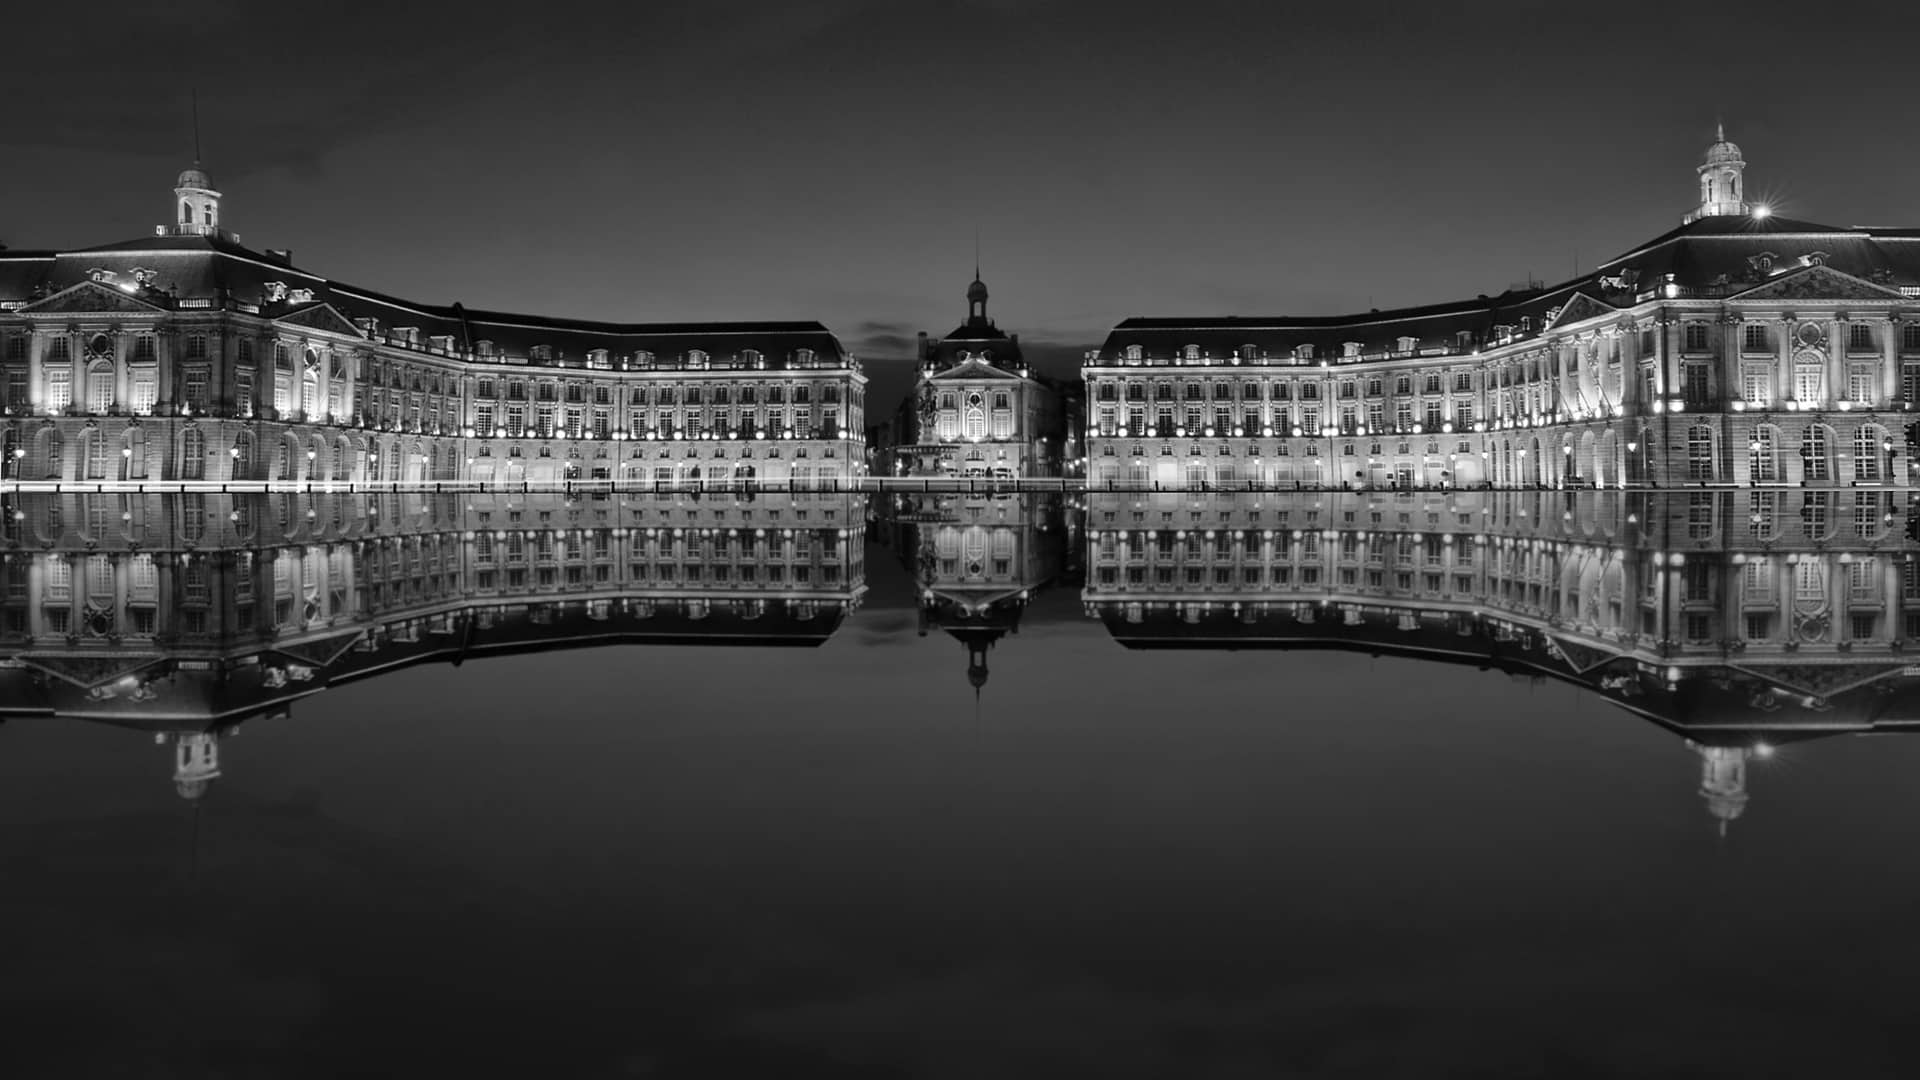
[{"x1": 166, "y1": 91, "x2": 230, "y2": 240}]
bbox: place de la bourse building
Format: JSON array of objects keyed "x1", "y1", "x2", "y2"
[
  {"x1": 0, "y1": 166, "x2": 868, "y2": 486},
  {"x1": 1087, "y1": 130, "x2": 1920, "y2": 491}
]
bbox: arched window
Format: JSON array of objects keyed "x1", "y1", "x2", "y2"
[
  {"x1": 74, "y1": 429, "x2": 101, "y2": 479},
  {"x1": 1793, "y1": 351, "x2": 1824, "y2": 403},
  {"x1": 1686, "y1": 425, "x2": 1714, "y2": 481},
  {"x1": 86, "y1": 361, "x2": 114, "y2": 415},
  {"x1": 1854, "y1": 425, "x2": 1884, "y2": 482},
  {"x1": 1802, "y1": 425, "x2": 1832, "y2": 482},
  {"x1": 180, "y1": 427, "x2": 204, "y2": 480},
  {"x1": 233, "y1": 430, "x2": 254, "y2": 478},
  {"x1": 1749, "y1": 424, "x2": 1780, "y2": 484},
  {"x1": 38, "y1": 430, "x2": 63, "y2": 479},
  {"x1": 963, "y1": 390, "x2": 986, "y2": 440},
  {"x1": 203, "y1": 203, "x2": 214, "y2": 226},
  {"x1": 181, "y1": 201, "x2": 192, "y2": 224}
]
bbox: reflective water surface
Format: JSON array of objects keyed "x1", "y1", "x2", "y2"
[{"x1": 6, "y1": 489, "x2": 1920, "y2": 1078}]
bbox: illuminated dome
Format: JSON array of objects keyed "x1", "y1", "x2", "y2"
[
  {"x1": 176, "y1": 166, "x2": 214, "y2": 190},
  {"x1": 966, "y1": 276, "x2": 988, "y2": 304},
  {"x1": 1703, "y1": 132, "x2": 1743, "y2": 168}
]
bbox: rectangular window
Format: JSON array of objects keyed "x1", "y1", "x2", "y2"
[
  {"x1": 1849, "y1": 323, "x2": 1874, "y2": 352},
  {"x1": 183, "y1": 366, "x2": 209, "y2": 412},
  {"x1": 1683, "y1": 363, "x2": 1710, "y2": 406},
  {"x1": 1742, "y1": 364, "x2": 1771, "y2": 405},
  {"x1": 1744, "y1": 324, "x2": 1769, "y2": 352},
  {"x1": 1684, "y1": 323, "x2": 1710, "y2": 352},
  {"x1": 1848, "y1": 366, "x2": 1875, "y2": 405},
  {"x1": 45, "y1": 368, "x2": 71, "y2": 413}
]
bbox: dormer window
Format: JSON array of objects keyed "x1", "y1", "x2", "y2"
[
  {"x1": 794, "y1": 348, "x2": 815, "y2": 366},
  {"x1": 530, "y1": 344, "x2": 555, "y2": 363},
  {"x1": 1124, "y1": 344, "x2": 1144, "y2": 362},
  {"x1": 742, "y1": 348, "x2": 763, "y2": 367},
  {"x1": 1395, "y1": 336, "x2": 1418, "y2": 353},
  {"x1": 429, "y1": 335, "x2": 455, "y2": 354},
  {"x1": 687, "y1": 348, "x2": 709, "y2": 367},
  {"x1": 476, "y1": 340, "x2": 497, "y2": 358},
  {"x1": 1183, "y1": 344, "x2": 1202, "y2": 362},
  {"x1": 1341, "y1": 342, "x2": 1362, "y2": 358},
  {"x1": 1455, "y1": 330, "x2": 1473, "y2": 350},
  {"x1": 1518, "y1": 317, "x2": 1531, "y2": 333},
  {"x1": 1239, "y1": 344, "x2": 1258, "y2": 362},
  {"x1": 587, "y1": 348, "x2": 611, "y2": 369},
  {"x1": 1295, "y1": 344, "x2": 1314, "y2": 361},
  {"x1": 394, "y1": 326, "x2": 421, "y2": 347},
  {"x1": 1804, "y1": 251, "x2": 1830, "y2": 267}
]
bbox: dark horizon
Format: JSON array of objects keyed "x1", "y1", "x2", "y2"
[{"x1": 8, "y1": 3, "x2": 1919, "y2": 405}]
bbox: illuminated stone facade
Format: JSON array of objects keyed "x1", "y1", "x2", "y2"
[
  {"x1": 0, "y1": 490, "x2": 870, "y2": 795},
  {"x1": 1085, "y1": 131, "x2": 1920, "y2": 491},
  {"x1": 0, "y1": 167, "x2": 867, "y2": 488},
  {"x1": 886, "y1": 274, "x2": 1074, "y2": 478}
]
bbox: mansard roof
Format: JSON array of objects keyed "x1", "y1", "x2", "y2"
[
  {"x1": 1095, "y1": 214, "x2": 1920, "y2": 365},
  {"x1": 0, "y1": 233, "x2": 853, "y2": 370}
]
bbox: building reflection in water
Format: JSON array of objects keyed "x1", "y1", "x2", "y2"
[
  {"x1": 886, "y1": 492, "x2": 1078, "y2": 705},
  {"x1": 1082, "y1": 488, "x2": 1920, "y2": 833},
  {"x1": 0, "y1": 490, "x2": 870, "y2": 798},
  {"x1": 6, "y1": 487, "x2": 1919, "y2": 831}
]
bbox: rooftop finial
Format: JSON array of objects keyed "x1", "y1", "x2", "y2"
[
  {"x1": 973, "y1": 227, "x2": 980, "y2": 283},
  {"x1": 1716, "y1": 118, "x2": 1724, "y2": 143},
  {"x1": 192, "y1": 87, "x2": 202, "y2": 165}
]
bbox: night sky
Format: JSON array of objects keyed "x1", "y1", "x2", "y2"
[{"x1": 9, "y1": 1, "x2": 1920, "y2": 416}]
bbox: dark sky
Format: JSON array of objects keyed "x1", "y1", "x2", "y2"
[{"x1": 8, "y1": 1, "x2": 1920, "y2": 412}]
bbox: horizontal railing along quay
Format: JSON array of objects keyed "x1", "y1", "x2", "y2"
[{"x1": 3, "y1": 479, "x2": 1918, "y2": 496}]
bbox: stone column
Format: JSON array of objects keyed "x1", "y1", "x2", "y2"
[
  {"x1": 1776, "y1": 316, "x2": 1793, "y2": 407},
  {"x1": 69, "y1": 327, "x2": 85, "y2": 413},
  {"x1": 26, "y1": 331, "x2": 42, "y2": 412},
  {"x1": 1882, "y1": 317, "x2": 1899, "y2": 407},
  {"x1": 115, "y1": 329, "x2": 131, "y2": 410}
]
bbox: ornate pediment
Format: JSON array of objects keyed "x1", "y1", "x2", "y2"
[
  {"x1": 930, "y1": 357, "x2": 1028, "y2": 382},
  {"x1": 1728, "y1": 263, "x2": 1906, "y2": 302},
  {"x1": 1544, "y1": 292, "x2": 1616, "y2": 331},
  {"x1": 275, "y1": 301, "x2": 364, "y2": 338},
  {"x1": 19, "y1": 279, "x2": 169, "y2": 316}
]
